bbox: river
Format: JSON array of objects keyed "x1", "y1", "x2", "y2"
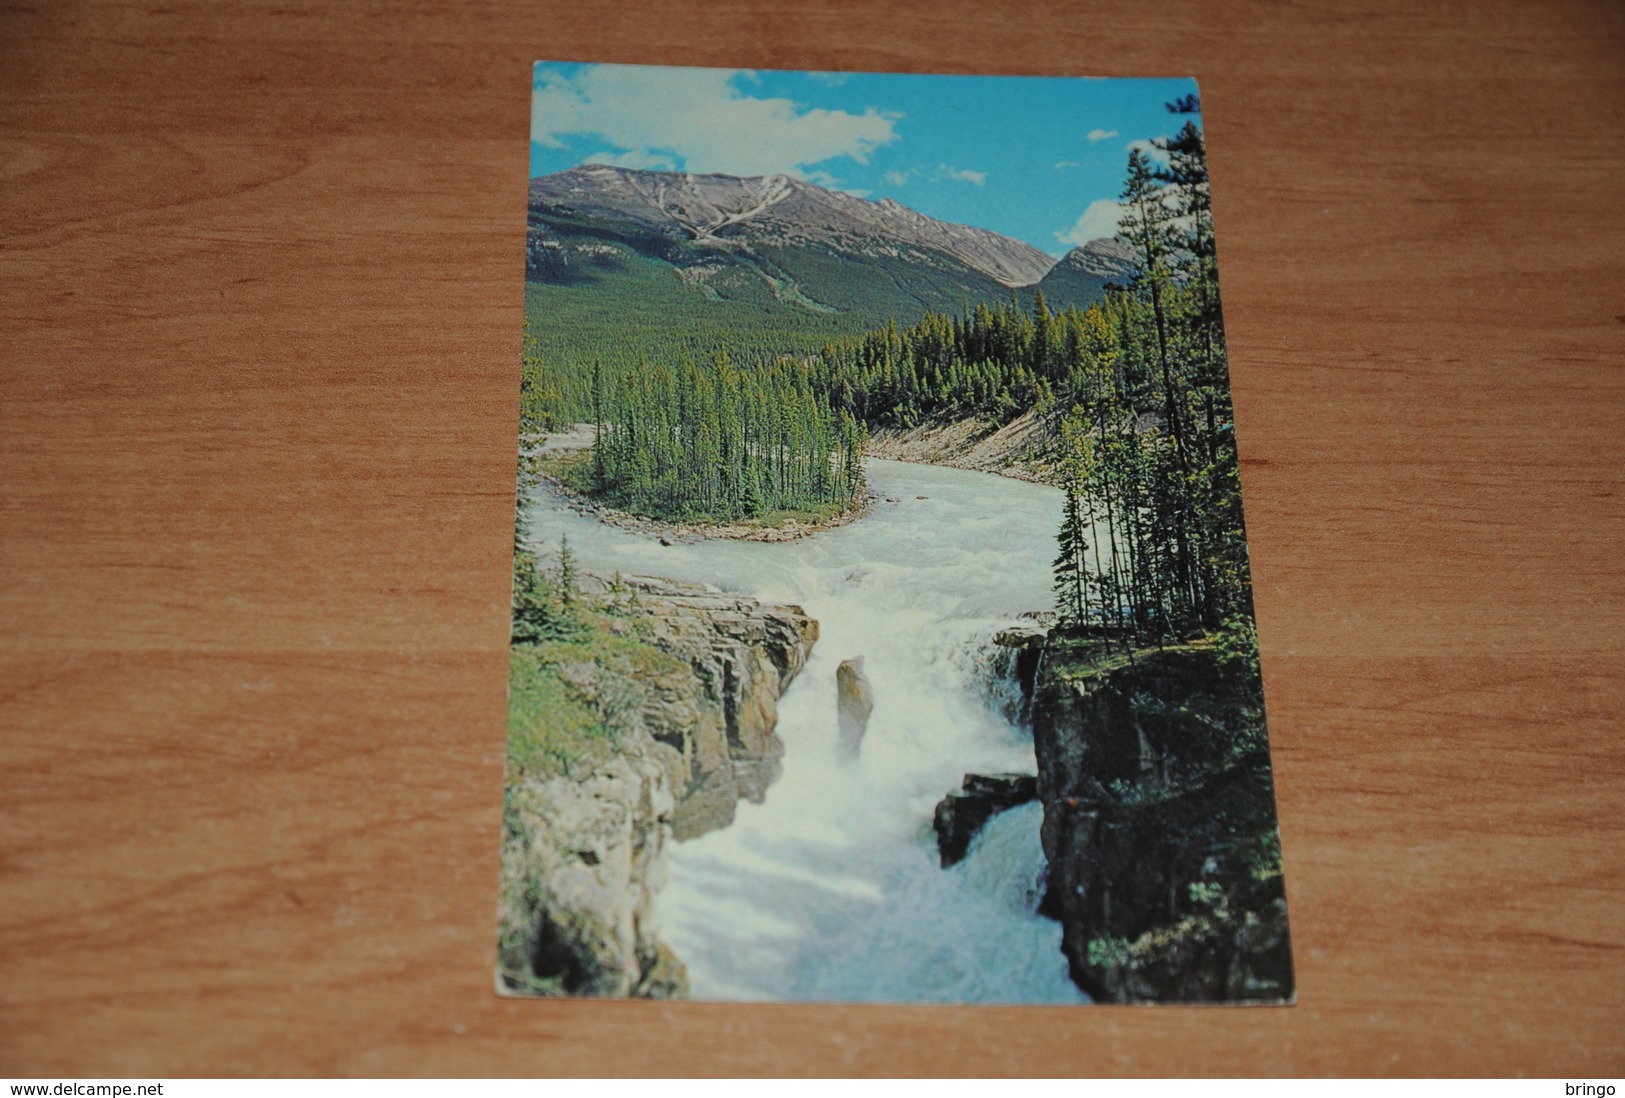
[{"x1": 522, "y1": 456, "x2": 1090, "y2": 1004}]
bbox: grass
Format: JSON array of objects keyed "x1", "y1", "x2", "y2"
[
  {"x1": 1040, "y1": 630, "x2": 1201, "y2": 685},
  {"x1": 733, "y1": 501, "x2": 853, "y2": 528},
  {"x1": 506, "y1": 646, "x2": 606, "y2": 777},
  {"x1": 505, "y1": 595, "x2": 687, "y2": 779}
]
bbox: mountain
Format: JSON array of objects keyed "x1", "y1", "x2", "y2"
[
  {"x1": 1032, "y1": 238, "x2": 1137, "y2": 307},
  {"x1": 524, "y1": 165, "x2": 1137, "y2": 376},
  {"x1": 530, "y1": 164, "x2": 1056, "y2": 289}
]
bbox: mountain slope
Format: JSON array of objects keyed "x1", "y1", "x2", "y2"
[
  {"x1": 524, "y1": 166, "x2": 1136, "y2": 379},
  {"x1": 530, "y1": 165, "x2": 1055, "y2": 288},
  {"x1": 1033, "y1": 238, "x2": 1137, "y2": 307}
]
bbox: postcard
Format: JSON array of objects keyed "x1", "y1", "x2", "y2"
[{"x1": 497, "y1": 62, "x2": 1293, "y2": 1004}]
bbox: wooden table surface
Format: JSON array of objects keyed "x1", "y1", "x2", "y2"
[{"x1": 3, "y1": 0, "x2": 1623, "y2": 1078}]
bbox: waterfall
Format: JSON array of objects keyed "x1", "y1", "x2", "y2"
[{"x1": 525, "y1": 457, "x2": 1088, "y2": 1004}]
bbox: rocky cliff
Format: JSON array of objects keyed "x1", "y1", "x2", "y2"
[
  {"x1": 1028, "y1": 632, "x2": 1294, "y2": 1003},
  {"x1": 632, "y1": 577, "x2": 818, "y2": 839},
  {"x1": 498, "y1": 575, "x2": 816, "y2": 997}
]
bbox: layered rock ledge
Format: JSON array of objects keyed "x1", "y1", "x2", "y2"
[{"x1": 498, "y1": 575, "x2": 817, "y2": 997}]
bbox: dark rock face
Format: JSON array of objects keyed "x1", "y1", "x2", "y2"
[
  {"x1": 525, "y1": 222, "x2": 569, "y2": 281},
  {"x1": 932, "y1": 773, "x2": 1039, "y2": 867},
  {"x1": 1030, "y1": 640, "x2": 1293, "y2": 1003}
]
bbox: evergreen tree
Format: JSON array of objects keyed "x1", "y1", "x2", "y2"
[
  {"x1": 1054, "y1": 483, "x2": 1089, "y2": 627},
  {"x1": 557, "y1": 535, "x2": 578, "y2": 607},
  {"x1": 519, "y1": 324, "x2": 561, "y2": 435},
  {"x1": 1120, "y1": 147, "x2": 1198, "y2": 620},
  {"x1": 590, "y1": 359, "x2": 607, "y2": 486}
]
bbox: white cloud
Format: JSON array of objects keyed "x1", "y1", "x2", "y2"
[
  {"x1": 803, "y1": 169, "x2": 869, "y2": 196},
  {"x1": 1087, "y1": 128, "x2": 1118, "y2": 142},
  {"x1": 1127, "y1": 137, "x2": 1172, "y2": 165},
  {"x1": 532, "y1": 65, "x2": 898, "y2": 178},
  {"x1": 938, "y1": 164, "x2": 986, "y2": 185},
  {"x1": 1056, "y1": 198, "x2": 1127, "y2": 247},
  {"x1": 880, "y1": 164, "x2": 986, "y2": 188},
  {"x1": 584, "y1": 148, "x2": 676, "y2": 171},
  {"x1": 1054, "y1": 160, "x2": 1081, "y2": 170}
]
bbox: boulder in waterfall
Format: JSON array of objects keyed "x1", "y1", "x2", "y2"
[
  {"x1": 932, "y1": 772, "x2": 1039, "y2": 867},
  {"x1": 836, "y1": 656, "x2": 874, "y2": 762}
]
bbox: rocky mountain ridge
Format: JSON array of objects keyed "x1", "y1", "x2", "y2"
[
  {"x1": 526, "y1": 165, "x2": 1139, "y2": 345},
  {"x1": 530, "y1": 164, "x2": 1059, "y2": 288},
  {"x1": 1054, "y1": 236, "x2": 1138, "y2": 279},
  {"x1": 1030, "y1": 236, "x2": 1137, "y2": 307}
]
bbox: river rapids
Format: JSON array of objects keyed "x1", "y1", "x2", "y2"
[{"x1": 523, "y1": 456, "x2": 1094, "y2": 1003}]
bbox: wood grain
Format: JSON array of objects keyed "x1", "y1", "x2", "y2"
[{"x1": 3, "y1": 0, "x2": 1622, "y2": 1077}]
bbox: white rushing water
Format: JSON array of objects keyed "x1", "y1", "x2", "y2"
[{"x1": 523, "y1": 457, "x2": 1089, "y2": 1004}]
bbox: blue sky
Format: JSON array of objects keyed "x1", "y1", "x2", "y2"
[{"x1": 530, "y1": 64, "x2": 1200, "y2": 258}]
